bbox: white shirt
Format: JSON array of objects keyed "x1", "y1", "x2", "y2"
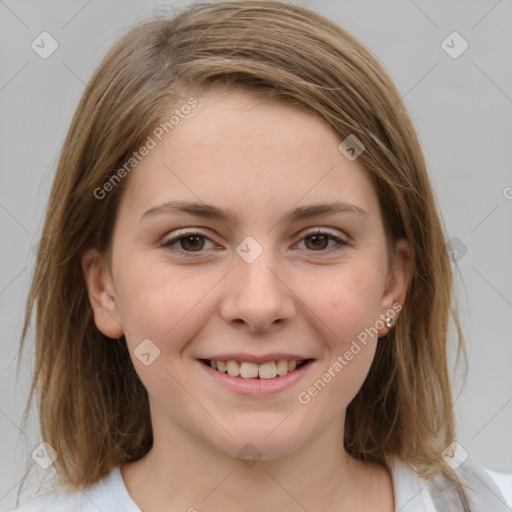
[{"x1": 9, "y1": 458, "x2": 511, "y2": 511}]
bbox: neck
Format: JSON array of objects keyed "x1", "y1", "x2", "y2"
[{"x1": 121, "y1": 414, "x2": 391, "y2": 512}]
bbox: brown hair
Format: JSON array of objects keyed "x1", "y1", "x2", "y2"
[{"x1": 19, "y1": 0, "x2": 468, "y2": 507}]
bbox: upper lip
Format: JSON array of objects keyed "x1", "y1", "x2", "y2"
[{"x1": 198, "y1": 353, "x2": 314, "y2": 364}]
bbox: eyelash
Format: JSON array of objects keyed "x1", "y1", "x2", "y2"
[{"x1": 160, "y1": 228, "x2": 348, "y2": 256}]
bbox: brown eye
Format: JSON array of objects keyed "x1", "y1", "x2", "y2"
[
  {"x1": 179, "y1": 235, "x2": 205, "y2": 252},
  {"x1": 304, "y1": 234, "x2": 330, "y2": 250},
  {"x1": 298, "y1": 230, "x2": 347, "y2": 252},
  {"x1": 162, "y1": 230, "x2": 215, "y2": 254}
]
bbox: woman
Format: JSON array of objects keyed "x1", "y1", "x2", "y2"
[{"x1": 14, "y1": 1, "x2": 509, "y2": 510}]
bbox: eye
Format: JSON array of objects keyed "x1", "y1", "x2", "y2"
[
  {"x1": 161, "y1": 228, "x2": 348, "y2": 256},
  {"x1": 296, "y1": 229, "x2": 347, "y2": 252},
  {"x1": 161, "y1": 229, "x2": 215, "y2": 254}
]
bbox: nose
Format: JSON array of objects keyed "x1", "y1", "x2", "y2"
[{"x1": 219, "y1": 251, "x2": 296, "y2": 333}]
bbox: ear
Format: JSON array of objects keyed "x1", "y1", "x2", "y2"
[
  {"x1": 378, "y1": 237, "x2": 411, "y2": 336},
  {"x1": 81, "y1": 248, "x2": 125, "y2": 339}
]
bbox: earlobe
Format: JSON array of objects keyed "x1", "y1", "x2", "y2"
[
  {"x1": 379, "y1": 238, "x2": 411, "y2": 336},
  {"x1": 81, "y1": 248, "x2": 125, "y2": 339}
]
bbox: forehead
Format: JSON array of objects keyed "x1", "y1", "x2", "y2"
[{"x1": 118, "y1": 87, "x2": 382, "y2": 228}]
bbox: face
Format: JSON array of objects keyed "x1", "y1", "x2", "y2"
[{"x1": 83, "y1": 87, "x2": 409, "y2": 461}]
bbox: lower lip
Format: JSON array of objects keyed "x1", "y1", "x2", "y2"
[{"x1": 198, "y1": 360, "x2": 315, "y2": 396}]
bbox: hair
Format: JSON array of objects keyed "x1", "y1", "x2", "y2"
[{"x1": 19, "y1": 0, "x2": 469, "y2": 508}]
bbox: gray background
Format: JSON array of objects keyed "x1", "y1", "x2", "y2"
[{"x1": 1, "y1": 0, "x2": 511, "y2": 509}]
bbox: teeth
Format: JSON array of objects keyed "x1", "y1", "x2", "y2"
[
  {"x1": 226, "y1": 360, "x2": 240, "y2": 377},
  {"x1": 276, "y1": 359, "x2": 288, "y2": 375},
  {"x1": 258, "y1": 361, "x2": 277, "y2": 379},
  {"x1": 240, "y1": 362, "x2": 259, "y2": 378},
  {"x1": 209, "y1": 358, "x2": 306, "y2": 379}
]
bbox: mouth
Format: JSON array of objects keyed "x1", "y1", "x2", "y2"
[{"x1": 200, "y1": 358, "x2": 313, "y2": 380}]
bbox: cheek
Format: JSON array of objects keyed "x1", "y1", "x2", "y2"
[
  {"x1": 112, "y1": 259, "x2": 215, "y2": 404},
  {"x1": 112, "y1": 252, "x2": 218, "y2": 346},
  {"x1": 303, "y1": 345, "x2": 377, "y2": 415},
  {"x1": 293, "y1": 263, "x2": 384, "y2": 406},
  {"x1": 297, "y1": 261, "x2": 385, "y2": 343}
]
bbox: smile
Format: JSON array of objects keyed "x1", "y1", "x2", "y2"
[
  {"x1": 198, "y1": 357, "x2": 315, "y2": 396},
  {"x1": 203, "y1": 359, "x2": 311, "y2": 379}
]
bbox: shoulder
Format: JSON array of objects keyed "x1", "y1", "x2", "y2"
[
  {"x1": 10, "y1": 466, "x2": 141, "y2": 512},
  {"x1": 8, "y1": 485, "x2": 86, "y2": 512},
  {"x1": 457, "y1": 461, "x2": 511, "y2": 512},
  {"x1": 389, "y1": 456, "x2": 511, "y2": 512}
]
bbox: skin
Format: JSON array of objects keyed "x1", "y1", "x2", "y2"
[{"x1": 82, "y1": 86, "x2": 410, "y2": 511}]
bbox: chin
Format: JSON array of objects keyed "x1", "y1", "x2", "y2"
[{"x1": 205, "y1": 417, "x2": 319, "y2": 463}]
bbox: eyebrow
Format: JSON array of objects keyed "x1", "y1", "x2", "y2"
[{"x1": 140, "y1": 200, "x2": 369, "y2": 226}]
